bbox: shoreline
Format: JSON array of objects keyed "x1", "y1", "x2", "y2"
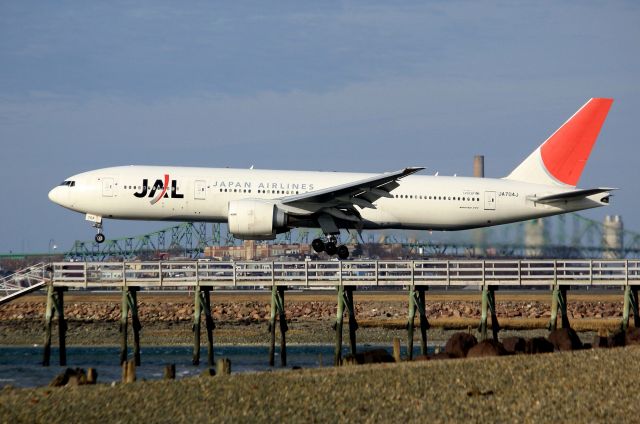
[{"x1": 2, "y1": 347, "x2": 639, "y2": 422}]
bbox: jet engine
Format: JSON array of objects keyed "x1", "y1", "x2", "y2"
[{"x1": 228, "y1": 199, "x2": 288, "y2": 240}]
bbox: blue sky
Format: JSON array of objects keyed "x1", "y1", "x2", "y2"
[{"x1": 0, "y1": 1, "x2": 639, "y2": 252}]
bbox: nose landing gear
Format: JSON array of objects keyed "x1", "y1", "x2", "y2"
[
  {"x1": 94, "y1": 223, "x2": 105, "y2": 244},
  {"x1": 311, "y1": 235, "x2": 350, "y2": 260},
  {"x1": 85, "y1": 214, "x2": 105, "y2": 244}
]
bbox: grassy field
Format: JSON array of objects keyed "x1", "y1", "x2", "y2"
[{"x1": 2, "y1": 346, "x2": 639, "y2": 423}]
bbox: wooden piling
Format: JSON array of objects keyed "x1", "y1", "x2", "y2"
[
  {"x1": 43, "y1": 285, "x2": 67, "y2": 366},
  {"x1": 164, "y1": 364, "x2": 176, "y2": 380},
  {"x1": 417, "y1": 287, "x2": 430, "y2": 356},
  {"x1": 192, "y1": 286, "x2": 202, "y2": 366},
  {"x1": 119, "y1": 288, "x2": 129, "y2": 365},
  {"x1": 633, "y1": 286, "x2": 640, "y2": 328},
  {"x1": 268, "y1": 285, "x2": 287, "y2": 367},
  {"x1": 487, "y1": 286, "x2": 499, "y2": 342},
  {"x1": 392, "y1": 337, "x2": 401, "y2": 362},
  {"x1": 129, "y1": 289, "x2": 141, "y2": 366},
  {"x1": 479, "y1": 285, "x2": 489, "y2": 340},
  {"x1": 203, "y1": 288, "x2": 215, "y2": 367},
  {"x1": 407, "y1": 285, "x2": 416, "y2": 360},
  {"x1": 559, "y1": 286, "x2": 570, "y2": 329},
  {"x1": 277, "y1": 286, "x2": 288, "y2": 367},
  {"x1": 480, "y1": 286, "x2": 499, "y2": 341},
  {"x1": 87, "y1": 368, "x2": 97, "y2": 384},
  {"x1": 549, "y1": 285, "x2": 570, "y2": 331},
  {"x1": 345, "y1": 286, "x2": 357, "y2": 356},
  {"x1": 622, "y1": 285, "x2": 639, "y2": 330},
  {"x1": 216, "y1": 358, "x2": 231, "y2": 375},
  {"x1": 334, "y1": 284, "x2": 345, "y2": 366},
  {"x1": 43, "y1": 284, "x2": 54, "y2": 366},
  {"x1": 122, "y1": 359, "x2": 136, "y2": 383},
  {"x1": 55, "y1": 287, "x2": 67, "y2": 366},
  {"x1": 268, "y1": 284, "x2": 277, "y2": 367}
]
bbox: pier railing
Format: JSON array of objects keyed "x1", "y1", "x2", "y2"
[{"x1": 51, "y1": 259, "x2": 640, "y2": 288}]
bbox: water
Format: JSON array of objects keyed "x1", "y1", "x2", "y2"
[{"x1": 0, "y1": 344, "x2": 438, "y2": 388}]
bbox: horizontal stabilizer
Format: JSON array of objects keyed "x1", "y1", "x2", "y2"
[{"x1": 528, "y1": 187, "x2": 615, "y2": 204}]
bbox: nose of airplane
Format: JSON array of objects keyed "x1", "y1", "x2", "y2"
[{"x1": 48, "y1": 186, "x2": 63, "y2": 205}]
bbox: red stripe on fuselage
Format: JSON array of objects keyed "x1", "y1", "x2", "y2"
[{"x1": 150, "y1": 174, "x2": 170, "y2": 205}]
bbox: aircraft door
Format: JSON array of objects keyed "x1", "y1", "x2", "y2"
[
  {"x1": 102, "y1": 178, "x2": 114, "y2": 197},
  {"x1": 194, "y1": 180, "x2": 206, "y2": 200},
  {"x1": 484, "y1": 191, "x2": 496, "y2": 210}
]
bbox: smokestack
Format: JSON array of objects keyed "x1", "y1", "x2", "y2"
[{"x1": 473, "y1": 155, "x2": 485, "y2": 178}]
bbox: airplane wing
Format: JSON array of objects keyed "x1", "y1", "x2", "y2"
[
  {"x1": 528, "y1": 187, "x2": 616, "y2": 204},
  {"x1": 279, "y1": 167, "x2": 423, "y2": 222}
]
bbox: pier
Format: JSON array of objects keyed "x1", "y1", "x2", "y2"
[{"x1": 1, "y1": 259, "x2": 639, "y2": 367}]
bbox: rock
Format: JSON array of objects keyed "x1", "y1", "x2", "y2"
[
  {"x1": 548, "y1": 328, "x2": 583, "y2": 351},
  {"x1": 429, "y1": 352, "x2": 455, "y2": 360},
  {"x1": 592, "y1": 332, "x2": 610, "y2": 349},
  {"x1": 343, "y1": 349, "x2": 395, "y2": 365},
  {"x1": 524, "y1": 337, "x2": 554, "y2": 354},
  {"x1": 501, "y1": 337, "x2": 526, "y2": 354},
  {"x1": 49, "y1": 368, "x2": 89, "y2": 387},
  {"x1": 606, "y1": 330, "x2": 626, "y2": 348},
  {"x1": 626, "y1": 327, "x2": 640, "y2": 345},
  {"x1": 200, "y1": 368, "x2": 216, "y2": 377},
  {"x1": 445, "y1": 332, "x2": 478, "y2": 358},
  {"x1": 467, "y1": 340, "x2": 507, "y2": 358}
]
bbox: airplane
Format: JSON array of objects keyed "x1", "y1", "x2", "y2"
[{"x1": 49, "y1": 98, "x2": 615, "y2": 260}]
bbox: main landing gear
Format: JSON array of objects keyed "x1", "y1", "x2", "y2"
[{"x1": 312, "y1": 236, "x2": 350, "y2": 260}]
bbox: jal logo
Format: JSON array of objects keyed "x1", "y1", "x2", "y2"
[{"x1": 134, "y1": 174, "x2": 184, "y2": 204}]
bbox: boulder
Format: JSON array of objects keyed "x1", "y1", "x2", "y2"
[
  {"x1": 607, "y1": 330, "x2": 626, "y2": 348},
  {"x1": 524, "y1": 337, "x2": 554, "y2": 354},
  {"x1": 592, "y1": 334, "x2": 610, "y2": 348},
  {"x1": 429, "y1": 352, "x2": 455, "y2": 360},
  {"x1": 501, "y1": 337, "x2": 526, "y2": 354},
  {"x1": 467, "y1": 340, "x2": 507, "y2": 358},
  {"x1": 444, "y1": 332, "x2": 478, "y2": 358},
  {"x1": 49, "y1": 368, "x2": 89, "y2": 387},
  {"x1": 343, "y1": 349, "x2": 395, "y2": 365},
  {"x1": 626, "y1": 327, "x2": 640, "y2": 346},
  {"x1": 548, "y1": 328, "x2": 583, "y2": 351}
]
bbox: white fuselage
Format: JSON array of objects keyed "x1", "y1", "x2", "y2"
[{"x1": 48, "y1": 166, "x2": 608, "y2": 232}]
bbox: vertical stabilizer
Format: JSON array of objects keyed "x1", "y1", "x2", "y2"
[{"x1": 505, "y1": 98, "x2": 613, "y2": 187}]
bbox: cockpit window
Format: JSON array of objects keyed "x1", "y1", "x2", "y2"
[{"x1": 59, "y1": 181, "x2": 75, "y2": 187}]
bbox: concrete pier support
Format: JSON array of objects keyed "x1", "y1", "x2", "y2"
[
  {"x1": 334, "y1": 285, "x2": 358, "y2": 365},
  {"x1": 548, "y1": 285, "x2": 570, "y2": 331},
  {"x1": 622, "y1": 285, "x2": 639, "y2": 330},
  {"x1": 479, "y1": 286, "x2": 499, "y2": 341},
  {"x1": 43, "y1": 285, "x2": 67, "y2": 366},
  {"x1": 268, "y1": 285, "x2": 288, "y2": 367},
  {"x1": 193, "y1": 287, "x2": 215, "y2": 366},
  {"x1": 407, "y1": 285, "x2": 429, "y2": 359},
  {"x1": 119, "y1": 287, "x2": 142, "y2": 366}
]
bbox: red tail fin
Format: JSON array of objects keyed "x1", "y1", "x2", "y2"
[{"x1": 506, "y1": 98, "x2": 613, "y2": 187}]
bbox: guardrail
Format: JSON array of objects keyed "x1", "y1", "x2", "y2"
[
  {"x1": 51, "y1": 259, "x2": 640, "y2": 288},
  {"x1": 0, "y1": 263, "x2": 50, "y2": 305}
]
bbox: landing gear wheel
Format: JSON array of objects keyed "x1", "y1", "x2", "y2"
[
  {"x1": 311, "y1": 238, "x2": 325, "y2": 253},
  {"x1": 325, "y1": 241, "x2": 337, "y2": 256},
  {"x1": 95, "y1": 233, "x2": 105, "y2": 244},
  {"x1": 337, "y1": 245, "x2": 349, "y2": 260}
]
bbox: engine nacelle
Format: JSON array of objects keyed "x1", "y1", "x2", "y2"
[{"x1": 228, "y1": 199, "x2": 287, "y2": 240}]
